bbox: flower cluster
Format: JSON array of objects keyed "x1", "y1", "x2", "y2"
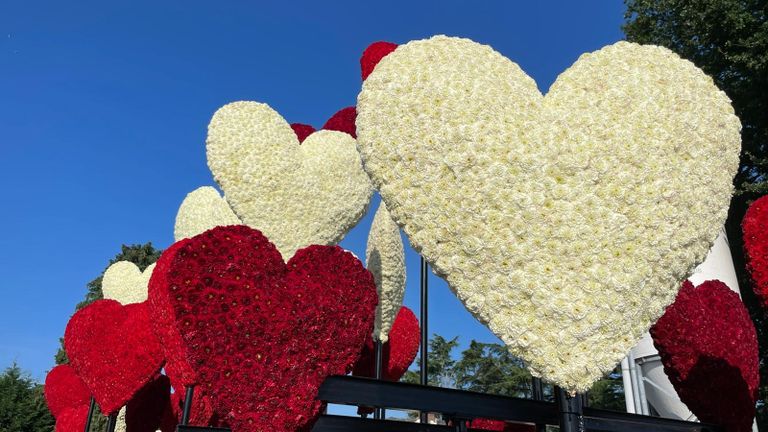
[
  {"x1": 102, "y1": 261, "x2": 157, "y2": 305},
  {"x1": 356, "y1": 35, "x2": 741, "y2": 392},
  {"x1": 205, "y1": 101, "x2": 373, "y2": 259},
  {"x1": 64, "y1": 300, "x2": 165, "y2": 415},
  {"x1": 44, "y1": 364, "x2": 91, "y2": 431},
  {"x1": 743, "y1": 195, "x2": 768, "y2": 308},
  {"x1": 322, "y1": 106, "x2": 357, "y2": 138},
  {"x1": 353, "y1": 306, "x2": 419, "y2": 380},
  {"x1": 174, "y1": 186, "x2": 242, "y2": 241},
  {"x1": 651, "y1": 280, "x2": 759, "y2": 432},
  {"x1": 147, "y1": 225, "x2": 377, "y2": 432},
  {"x1": 168, "y1": 382, "x2": 220, "y2": 428},
  {"x1": 366, "y1": 202, "x2": 407, "y2": 341}
]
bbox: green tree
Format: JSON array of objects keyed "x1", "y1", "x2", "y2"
[
  {"x1": 0, "y1": 363, "x2": 55, "y2": 432},
  {"x1": 623, "y1": 1, "x2": 768, "y2": 426},
  {"x1": 402, "y1": 335, "x2": 460, "y2": 387},
  {"x1": 587, "y1": 367, "x2": 625, "y2": 412},
  {"x1": 453, "y1": 341, "x2": 532, "y2": 398}
]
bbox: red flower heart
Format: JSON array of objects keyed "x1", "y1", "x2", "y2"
[
  {"x1": 44, "y1": 364, "x2": 90, "y2": 418},
  {"x1": 125, "y1": 374, "x2": 172, "y2": 432},
  {"x1": 148, "y1": 225, "x2": 377, "y2": 432},
  {"x1": 651, "y1": 280, "x2": 759, "y2": 432},
  {"x1": 64, "y1": 300, "x2": 164, "y2": 415},
  {"x1": 55, "y1": 405, "x2": 90, "y2": 432},
  {"x1": 45, "y1": 364, "x2": 92, "y2": 432},
  {"x1": 168, "y1": 382, "x2": 219, "y2": 428},
  {"x1": 290, "y1": 123, "x2": 316, "y2": 143},
  {"x1": 743, "y1": 195, "x2": 768, "y2": 308},
  {"x1": 322, "y1": 106, "x2": 357, "y2": 138},
  {"x1": 361, "y1": 41, "x2": 398, "y2": 80},
  {"x1": 469, "y1": 418, "x2": 534, "y2": 432},
  {"x1": 353, "y1": 306, "x2": 420, "y2": 381}
]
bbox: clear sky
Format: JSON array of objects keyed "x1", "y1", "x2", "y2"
[{"x1": 0, "y1": 1, "x2": 625, "y2": 382}]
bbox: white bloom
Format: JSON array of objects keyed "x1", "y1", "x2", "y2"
[
  {"x1": 366, "y1": 202, "x2": 406, "y2": 342},
  {"x1": 174, "y1": 186, "x2": 242, "y2": 241},
  {"x1": 206, "y1": 101, "x2": 373, "y2": 259},
  {"x1": 102, "y1": 261, "x2": 156, "y2": 305},
  {"x1": 356, "y1": 36, "x2": 740, "y2": 392}
]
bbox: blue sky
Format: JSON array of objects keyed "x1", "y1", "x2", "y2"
[{"x1": 0, "y1": 1, "x2": 625, "y2": 382}]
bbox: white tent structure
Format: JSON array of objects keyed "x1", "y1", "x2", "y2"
[{"x1": 622, "y1": 229, "x2": 758, "y2": 430}]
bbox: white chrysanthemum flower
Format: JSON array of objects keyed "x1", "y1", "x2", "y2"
[
  {"x1": 206, "y1": 101, "x2": 373, "y2": 259},
  {"x1": 356, "y1": 35, "x2": 740, "y2": 392},
  {"x1": 174, "y1": 186, "x2": 242, "y2": 241},
  {"x1": 366, "y1": 202, "x2": 406, "y2": 342},
  {"x1": 114, "y1": 407, "x2": 127, "y2": 432},
  {"x1": 102, "y1": 261, "x2": 156, "y2": 305}
]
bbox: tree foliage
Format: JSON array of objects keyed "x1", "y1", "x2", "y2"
[{"x1": 0, "y1": 364, "x2": 55, "y2": 432}]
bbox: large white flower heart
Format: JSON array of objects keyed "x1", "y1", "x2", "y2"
[
  {"x1": 207, "y1": 101, "x2": 373, "y2": 258},
  {"x1": 102, "y1": 261, "x2": 156, "y2": 305},
  {"x1": 367, "y1": 202, "x2": 406, "y2": 342},
  {"x1": 356, "y1": 36, "x2": 741, "y2": 392}
]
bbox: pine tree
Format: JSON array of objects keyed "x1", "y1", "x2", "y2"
[{"x1": 0, "y1": 363, "x2": 55, "y2": 432}]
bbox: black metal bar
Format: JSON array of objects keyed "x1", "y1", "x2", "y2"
[
  {"x1": 531, "y1": 378, "x2": 546, "y2": 432},
  {"x1": 556, "y1": 388, "x2": 584, "y2": 432},
  {"x1": 313, "y1": 415, "x2": 453, "y2": 432},
  {"x1": 181, "y1": 386, "x2": 195, "y2": 425},
  {"x1": 83, "y1": 396, "x2": 95, "y2": 432},
  {"x1": 319, "y1": 376, "x2": 557, "y2": 425},
  {"x1": 419, "y1": 256, "x2": 429, "y2": 424},
  {"x1": 374, "y1": 339, "x2": 383, "y2": 420},
  {"x1": 105, "y1": 413, "x2": 117, "y2": 432}
]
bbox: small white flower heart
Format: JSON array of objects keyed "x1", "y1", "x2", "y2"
[
  {"x1": 102, "y1": 261, "x2": 156, "y2": 305},
  {"x1": 206, "y1": 101, "x2": 373, "y2": 258},
  {"x1": 356, "y1": 36, "x2": 741, "y2": 392},
  {"x1": 366, "y1": 202, "x2": 406, "y2": 342},
  {"x1": 174, "y1": 186, "x2": 242, "y2": 241}
]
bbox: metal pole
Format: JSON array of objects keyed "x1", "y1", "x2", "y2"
[
  {"x1": 620, "y1": 357, "x2": 637, "y2": 413},
  {"x1": 83, "y1": 396, "x2": 95, "y2": 432},
  {"x1": 181, "y1": 386, "x2": 195, "y2": 425},
  {"x1": 374, "y1": 339, "x2": 383, "y2": 420},
  {"x1": 556, "y1": 387, "x2": 584, "y2": 432},
  {"x1": 105, "y1": 413, "x2": 117, "y2": 432},
  {"x1": 419, "y1": 256, "x2": 429, "y2": 424},
  {"x1": 531, "y1": 378, "x2": 546, "y2": 432}
]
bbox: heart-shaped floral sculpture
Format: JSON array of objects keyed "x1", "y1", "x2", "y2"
[
  {"x1": 367, "y1": 202, "x2": 406, "y2": 342},
  {"x1": 103, "y1": 261, "x2": 157, "y2": 304},
  {"x1": 64, "y1": 300, "x2": 165, "y2": 415},
  {"x1": 353, "y1": 306, "x2": 419, "y2": 381},
  {"x1": 174, "y1": 186, "x2": 242, "y2": 241},
  {"x1": 651, "y1": 280, "x2": 758, "y2": 432},
  {"x1": 356, "y1": 36, "x2": 741, "y2": 391},
  {"x1": 206, "y1": 102, "x2": 373, "y2": 259},
  {"x1": 148, "y1": 225, "x2": 377, "y2": 431},
  {"x1": 44, "y1": 364, "x2": 91, "y2": 431},
  {"x1": 743, "y1": 195, "x2": 768, "y2": 308}
]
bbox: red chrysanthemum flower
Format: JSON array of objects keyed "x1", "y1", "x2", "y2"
[
  {"x1": 651, "y1": 280, "x2": 759, "y2": 432},
  {"x1": 44, "y1": 364, "x2": 91, "y2": 418},
  {"x1": 353, "y1": 306, "x2": 420, "y2": 381}
]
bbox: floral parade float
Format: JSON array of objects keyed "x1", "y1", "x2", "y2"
[{"x1": 46, "y1": 33, "x2": 752, "y2": 432}]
